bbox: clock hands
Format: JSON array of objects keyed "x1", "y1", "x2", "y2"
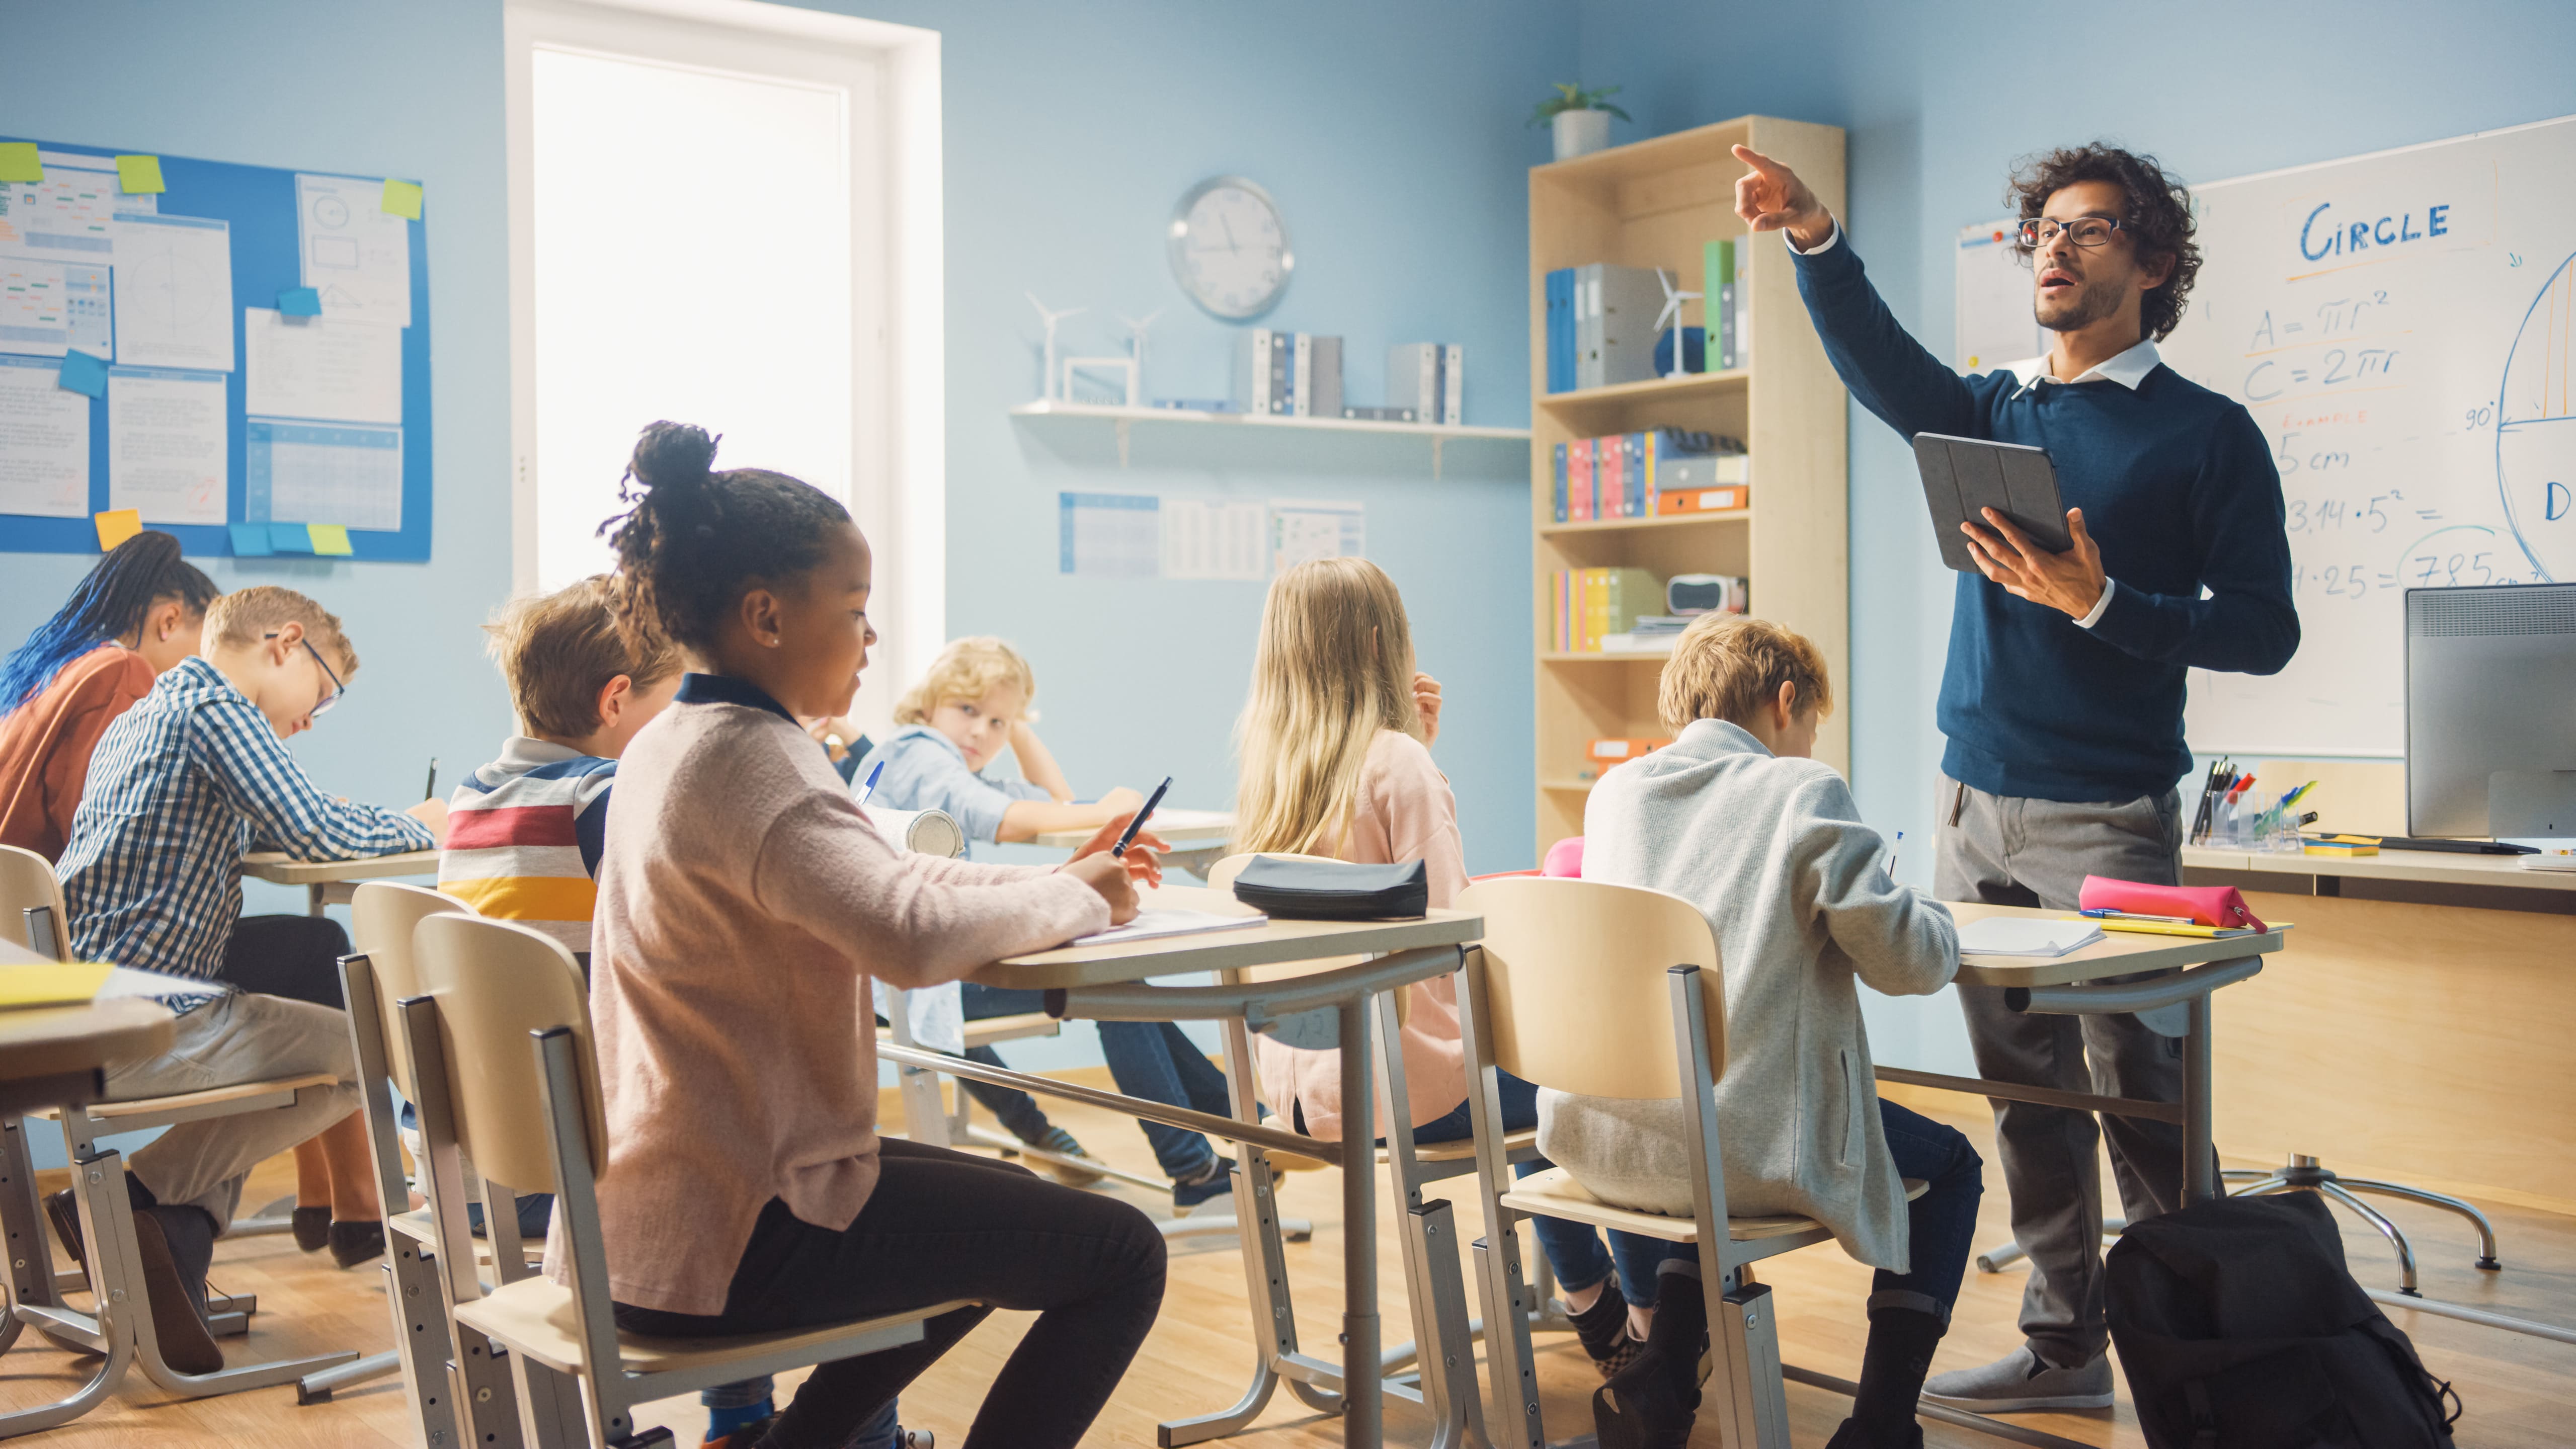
[{"x1": 1220, "y1": 213, "x2": 1240, "y2": 255}]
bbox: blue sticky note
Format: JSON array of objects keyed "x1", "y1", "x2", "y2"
[
  {"x1": 229, "y1": 523, "x2": 275, "y2": 556},
  {"x1": 58, "y1": 350, "x2": 108, "y2": 398},
  {"x1": 269, "y1": 522, "x2": 316, "y2": 554},
  {"x1": 277, "y1": 286, "x2": 321, "y2": 317}
]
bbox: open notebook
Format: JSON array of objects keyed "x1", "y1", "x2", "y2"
[
  {"x1": 1954, "y1": 916, "x2": 2103, "y2": 958},
  {"x1": 1071, "y1": 908, "x2": 1268, "y2": 948}
]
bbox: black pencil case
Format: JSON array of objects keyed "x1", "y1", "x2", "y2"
[{"x1": 1230, "y1": 857, "x2": 1429, "y2": 920}]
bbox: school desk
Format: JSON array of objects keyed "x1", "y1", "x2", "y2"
[
  {"x1": 1032, "y1": 809, "x2": 1234, "y2": 877},
  {"x1": 876, "y1": 881, "x2": 1478, "y2": 1449},
  {"x1": 240, "y1": 848, "x2": 440, "y2": 916},
  {"x1": 0, "y1": 938, "x2": 174, "y2": 1116}
]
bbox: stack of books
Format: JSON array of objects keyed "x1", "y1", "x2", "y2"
[
  {"x1": 1233, "y1": 331, "x2": 1345, "y2": 417},
  {"x1": 1549, "y1": 567, "x2": 1661, "y2": 653},
  {"x1": 1387, "y1": 343, "x2": 1465, "y2": 425},
  {"x1": 1543, "y1": 249, "x2": 1751, "y2": 393},
  {"x1": 1552, "y1": 429, "x2": 1747, "y2": 522},
  {"x1": 1599, "y1": 614, "x2": 1696, "y2": 654}
]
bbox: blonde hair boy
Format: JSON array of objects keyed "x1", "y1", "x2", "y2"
[
  {"x1": 1658, "y1": 614, "x2": 1833, "y2": 759},
  {"x1": 485, "y1": 577, "x2": 682, "y2": 744},
  {"x1": 895, "y1": 636, "x2": 1039, "y2": 727},
  {"x1": 204, "y1": 585, "x2": 357, "y2": 675}
]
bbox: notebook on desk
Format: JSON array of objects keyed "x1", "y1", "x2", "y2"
[{"x1": 1955, "y1": 916, "x2": 2103, "y2": 958}]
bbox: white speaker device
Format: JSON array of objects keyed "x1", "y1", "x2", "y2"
[
  {"x1": 863, "y1": 806, "x2": 969, "y2": 859},
  {"x1": 1667, "y1": 574, "x2": 1749, "y2": 615}
]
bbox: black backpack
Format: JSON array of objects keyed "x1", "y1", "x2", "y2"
[{"x1": 2107, "y1": 1191, "x2": 2462, "y2": 1449}]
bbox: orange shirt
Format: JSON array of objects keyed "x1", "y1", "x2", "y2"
[{"x1": 0, "y1": 646, "x2": 157, "y2": 861}]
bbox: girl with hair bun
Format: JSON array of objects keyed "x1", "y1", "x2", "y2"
[
  {"x1": 584, "y1": 421, "x2": 1169, "y2": 1449},
  {"x1": 0, "y1": 531, "x2": 218, "y2": 858}
]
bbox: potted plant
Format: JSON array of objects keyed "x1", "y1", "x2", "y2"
[{"x1": 1530, "y1": 83, "x2": 1631, "y2": 161}]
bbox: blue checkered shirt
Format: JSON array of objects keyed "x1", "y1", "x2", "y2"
[{"x1": 59, "y1": 656, "x2": 435, "y2": 1010}]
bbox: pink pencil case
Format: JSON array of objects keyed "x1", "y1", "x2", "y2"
[{"x1": 2077, "y1": 876, "x2": 2267, "y2": 932}]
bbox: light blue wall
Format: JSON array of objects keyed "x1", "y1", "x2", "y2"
[{"x1": 1576, "y1": 0, "x2": 2576, "y2": 1071}]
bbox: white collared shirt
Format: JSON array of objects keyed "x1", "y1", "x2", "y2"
[{"x1": 1787, "y1": 219, "x2": 2129, "y2": 628}]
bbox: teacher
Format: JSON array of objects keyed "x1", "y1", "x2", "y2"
[{"x1": 1734, "y1": 142, "x2": 2298, "y2": 1412}]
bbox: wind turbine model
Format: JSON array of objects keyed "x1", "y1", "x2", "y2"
[
  {"x1": 1117, "y1": 309, "x2": 1163, "y2": 405},
  {"x1": 1027, "y1": 293, "x2": 1086, "y2": 402},
  {"x1": 1653, "y1": 268, "x2": 1702, "y2": 378}
]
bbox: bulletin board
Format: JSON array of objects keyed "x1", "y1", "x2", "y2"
[{"x1": 0, "y1": 137, "x2": 432, "y2": 561}]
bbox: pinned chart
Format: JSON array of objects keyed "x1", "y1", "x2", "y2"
[{"x1": 0, "y1": 136, "x2": 432, "y2": 559}]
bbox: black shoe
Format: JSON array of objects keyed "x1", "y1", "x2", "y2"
[
  {"x1": 292, "y1": 1204, "x2": 332, "y2": 1252},
  {"x1": 1172, "y1": 1157, "x2": 1234, "y2": 1215},
  {"x1": 43, "y1": 1188, "x2": 85, "y2": 1266},
  {"x1": 1592, "y1": 1346, "x2": 1700, "y2": 1449},
  {"x1": 1568, "y1": 1276, "x2": 1642, "y2": 1379},
  {"x1": 133, "y1": 1207, "x2": 223, "y2": 1375},
  {"x1": 1826, "y1": 1420, "x2": 1923, "y2": 1449},
  {"x1": 329, "y1": 1219, "x2": 387, "y2": 1268}
]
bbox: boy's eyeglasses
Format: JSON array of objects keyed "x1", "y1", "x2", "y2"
[
  {"x1": 2016, "y1": 216, "x2": 2124, "y2": 251},
  {"x1": 265, "y1": 631, "x2": 346, "y2": 716}
]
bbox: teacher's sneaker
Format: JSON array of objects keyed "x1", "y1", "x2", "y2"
[{"x1": 1920, "y1": 1346, "x2": 2114, "y2": 1412}]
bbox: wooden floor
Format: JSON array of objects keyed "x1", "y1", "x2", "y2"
[{"x1": 6, "y1": 1075, "x2": 2571, "y2": 1447}]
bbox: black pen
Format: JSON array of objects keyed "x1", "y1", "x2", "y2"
[
  {"x1": 1111, "y1": 776, "x2": 1171, "y2": 858},
  {"x1": 425, "y1": 757, "x2": 438, "y2": 801}
]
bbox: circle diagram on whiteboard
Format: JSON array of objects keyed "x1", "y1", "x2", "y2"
[{"x1": 2499, "y1": 250, "x2": 2576, "y2": 581}]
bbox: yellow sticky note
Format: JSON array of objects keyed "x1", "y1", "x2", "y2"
[
  {"x1": 380, "y1": 177, "x2": 422, "y2": 219},
  {"x1": 0, "y1": 143, "x2": 41, "y2": 184},
  {"x1": 0, "y1": 961, "x2": 114, "y2": 1010},
  {"x1": 114, "y1": 154, "x2": 165, "y2": 194},
  {"x1": 93, "y1": 509, "x2": 143, "y2": 551},
  {"x1": 308, "y1": 523, "x2": 354, "y2": 555}
]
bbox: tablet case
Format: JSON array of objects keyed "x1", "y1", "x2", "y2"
[{"x1": 1914, "y1": 432, "x2": 2073, "y2": 571}]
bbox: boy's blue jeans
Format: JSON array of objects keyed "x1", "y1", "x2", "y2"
[
  {"x1": 963, "y1": 985, "x2": 1231, "y2": 1179},
  {"x1": 1865, "y1": 1099, "x2": 1983, "y2": 1322}
]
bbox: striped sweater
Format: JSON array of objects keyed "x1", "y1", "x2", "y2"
[{"x1": 438, "y1": 738, "x2": 616, "y2": 954}]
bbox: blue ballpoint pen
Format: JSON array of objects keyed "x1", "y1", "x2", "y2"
[{"x1": 855, "y1": 759, "x2": 886, "y2": 806}]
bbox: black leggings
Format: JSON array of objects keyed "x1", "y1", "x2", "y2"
[
  {"x1": 218, "y1": 914, "x2": 353, "y2": 1007},
  {"x1": 613, "y1": 1138, "x2": 1165, "y2": 1449}
]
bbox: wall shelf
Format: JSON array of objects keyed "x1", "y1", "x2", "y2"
[
  {"x1": 1540, "y1": 777, "x2": 1600, "y2": 792},
  {"x1": 1536, "y1": 368, "x2": 1748, "y2": 412},
  {"x1": 1012, "y1": 398, "x2": 1528, "y2": 474}
]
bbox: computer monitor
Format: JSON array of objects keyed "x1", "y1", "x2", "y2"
[{"x1": 2405, "y1": 582, "x2": 2576, "y2": 837}]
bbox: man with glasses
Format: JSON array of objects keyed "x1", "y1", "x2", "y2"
[{"x1": 1731, "y1": 143, "x2": 2297, "y2": 1412}]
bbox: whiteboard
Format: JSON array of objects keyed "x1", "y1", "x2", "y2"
[
  {"x1": 2161, "y1": 113, "x2": 2575, "y2": 756},
  {"x1": 1956, "y1": 219, "x2": 2045, "y2": 373}
]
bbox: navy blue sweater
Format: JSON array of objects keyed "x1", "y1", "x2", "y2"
[{"x1": 1791, "y1": 233, "x2": 2298, "y2": 803}]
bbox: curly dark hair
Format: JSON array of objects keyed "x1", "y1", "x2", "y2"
[
  {"x1": 598, "y1": 421, "x2": 853, "y2": 657},
  {"x1": 2007, "y1": 142, "x2": 2202, "y2": 343}
]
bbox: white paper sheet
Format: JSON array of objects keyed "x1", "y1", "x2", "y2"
[
  {"x1": 295, "y1": 173, "x2": 412, "y2": 328},
  {"x1": 1268, "y1": 498, "x2": 1365, "y2": 573},
  {"x1": 1058, "y1": 491, "x2": 1160, "y2": 577},
  {"x1": 1954, "y1": 916, "x2": 2104, "y2": 958},
  {"x1": 0, "y1": 151, "x2": 152, "y2": 262},
  {"x1": 112, "y1": 213, "x2": 234, "y2": 372},
  {"x1": 1071, "y1": 909, "x2": 1268, "y2": 948},
  {"x1": 0, "y1": 354, "x2": 91, "y2": 517},
  {"x1": 247, "y1": 418, "x2": 403, "y2": 530},
  {"x1": 244, "y1": 306, "x2": 400, "y2": 424},
  {"x1": 107, "y1": 366, "x2": 227, "y2": 524},
  {"x1": 1162, "y1": 498, "x2": 1267, "y2": 580},
  {"x1": 0, "y1": 257, "x2": 111, "y2": 359}
]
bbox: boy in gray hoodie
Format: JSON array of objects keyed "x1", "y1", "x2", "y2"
[{"x1": 1544, "y1": 615, "x2": 1983, "y2": 1449}]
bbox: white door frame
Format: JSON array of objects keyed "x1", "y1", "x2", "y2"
[{"x1": 503, "y1": 0, "x2": 942, "y2": 735}]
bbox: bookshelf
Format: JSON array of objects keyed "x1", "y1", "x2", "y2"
[{"x1": 1528, "y1": 115, "x2": 1848, "y2": 857}]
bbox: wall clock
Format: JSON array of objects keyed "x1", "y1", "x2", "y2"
[{"x1": 1168, "y1": 175, "x2": 1292, "y2": 320}]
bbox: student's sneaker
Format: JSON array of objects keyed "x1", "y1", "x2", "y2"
[
  {"x1": 1028, "y1": 1126, "x2": 1106, "y2": 1187},
  {"x1": 1172, "y1": 1157, "x2": 1235, "y2": 1215},
  {"x1": 1566, "y1": 1277, "x2": 1642, "y2": 1379},
  {"x1": 1825, "y1": 1420, "x2": 1922, "y2": 1449},
  {"x1": 1919, "y1": 1345, "x2": 2114, "y2": 1411},
  {"x1": 700, "y1": 1412, "x2": 773, "y2": 1449}
]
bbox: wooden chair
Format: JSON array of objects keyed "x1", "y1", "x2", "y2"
[
  {"x1": 1457, "y1": 874, "x2": 1929, "y2": 1449},
  {"x1": 0, "y1": 845, "x2": 356, "y2": 1437},
  {"x1": 411, "y1": 912, "x2": 969, "y2": 1448}
]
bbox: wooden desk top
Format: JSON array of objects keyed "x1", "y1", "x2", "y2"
[
  {"x1": 1030, "y1": 810, "x2": 1234, "y2": 851},
  {"x1": 1949, "y1": 901, "x2": 2288, "y2": 989},
  {"x1": 2183, "y1": 843, "x2": 2576, "y2": 894},
  {"x1": 974, "y1": 882, "x2": 1481, "y2": 991},
  {"x1": 0, "y1": 941, "x2": 174, "y2": 1084},
  {"x1": 239, "y1": 848, "x2": 441, "y2": 886}
]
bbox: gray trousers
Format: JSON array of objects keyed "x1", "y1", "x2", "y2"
[
  {"x1": 1933, "y1": 773, "x2": 2189, "y2": 1367},
  {"x1": 106, "y1": 992, "x2": 360, "y2": 1235}
]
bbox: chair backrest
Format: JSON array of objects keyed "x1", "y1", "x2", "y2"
[
  {"x1": 1455, "y1": 875, "x2": 1725, "y2": 1099},
  {"x1": 410, "y1": 912, "x2": 607, "y2": 1191},
  {"x1": 351, "y1": 880, "x2": 472, "y2": 1099},
  {"x1": 0, "y1": 845, "x2": 70, "y2": 959}
]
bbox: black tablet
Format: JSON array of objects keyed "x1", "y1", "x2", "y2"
[{"x1": 1913, "y1": 432, "x2": 2073, "y2": 572}]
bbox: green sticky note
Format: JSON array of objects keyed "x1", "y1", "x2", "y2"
[
  {"x1": 0, "y1": 143, "x2": 41, "y2": 185},
  {"x1": 308, "y1": 523, "x2": 354, "y2": 556},
  {"x1": 114, "y1": 154, "x2": 165, "y2": 194},
  {"x1": 380, "y1": 177, "x2": 422, "y2": 219}
]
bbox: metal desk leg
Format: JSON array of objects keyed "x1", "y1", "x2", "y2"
[
  {"x1": 1338, "y1": 996, "x2": 1380, "y2": 1448},
  {"x1": 307, "y1": 883, "x2": 328, "y2": 918},
  {"x1": 2183, "y1": 993, "x2": 2215, "y2": 1204}
]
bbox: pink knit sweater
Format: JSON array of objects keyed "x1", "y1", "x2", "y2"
[
  {"x1": 1250, "y1": 730, "x2": 1471, "y2": 1142},
  {"x1": 561, "y1": 686, "x2": 1109, "y2": 1315}
]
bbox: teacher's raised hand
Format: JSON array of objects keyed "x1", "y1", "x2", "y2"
[{"x1": 1731, "y1": 144, "x2": 1836, "y2": 252}]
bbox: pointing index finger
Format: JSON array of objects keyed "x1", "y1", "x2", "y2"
[{"x1": 1731, "y1": 143, "x2": 1783, "y2": 177}]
